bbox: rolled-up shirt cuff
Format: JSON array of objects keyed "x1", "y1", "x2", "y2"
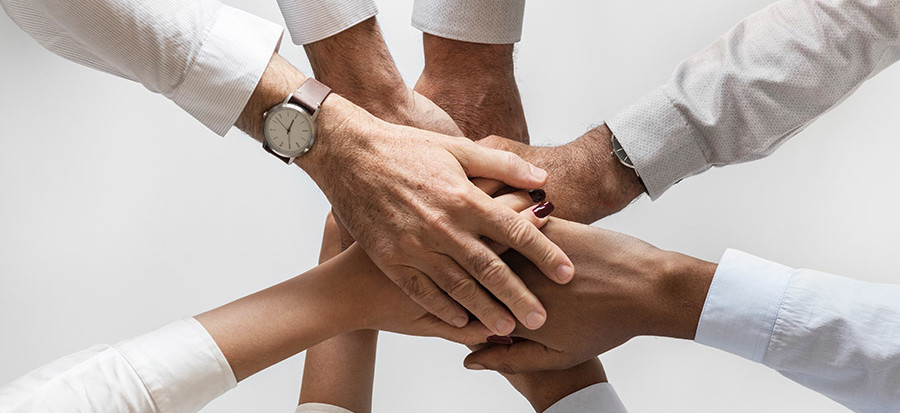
[
  {"x1": 694, "y1": 249, "x2": 793, "y2": 363},
  {"x1": 277, "y1": 0, "x2": 378, "y2": 45},
  {"x1": 412, "y1": 0, "x2": 525, "y2": 44},
  {"x1": 606, "y1": 87, "x2": 710, "y2": 200},
  {"x1": 169, "y1": 6, "x2": 284, "y2": 136},
  {"x1": 296, "y1": 402, "x2": 355, "y2": 413},
  {"x1": 544, "y1": 382, "x2": 628, "y2": 413},
  {"x1": 114, "y1": 318, "x2": 237, "y2": 413}
]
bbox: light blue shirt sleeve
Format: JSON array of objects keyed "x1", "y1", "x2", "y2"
[{"x1": 696, "y1": 249, "x2": 900, "y2": 413}]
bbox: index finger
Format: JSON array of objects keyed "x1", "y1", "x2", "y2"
[{"x1": 477, "y1": 197, "x2": 575, "y2": 285}]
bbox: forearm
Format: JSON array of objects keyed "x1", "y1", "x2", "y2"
[
  {"x1": 608, "y1": 0, "x2": 900, "y2": 199},
  {"x1": 416, "y1": 34, "x2": 527, "y2": 142},
  {"x1": 299, "y1": 215, "x2": 378, "y2": 412},
  {"x1": 304, "y1": 17, "x2": 407, "y2": 120},
  {"x1": 195, "y1": 254, "x2": 363, "y2": 382},
  {"x1": 695, "y1": 250, "x2": 900, "y2": 412},
  {"x1": 2, "y1": 0, "x2": 283, "y2": 136}
]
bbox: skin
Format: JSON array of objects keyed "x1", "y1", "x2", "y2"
[
  {"x1": 464, "y1": 219, "x2": 718, "y2": 374},
  {"x1": 415, "y1": 34, "x2": 529, "y2": 142},
  {"x1": 298, "y1": 19, "x2": 461, "y2": 411},
  {"x1": 235, "y1": 51, "x2": 576, "y2": 336},
  {"x1": 414, "y1": 35, "x2": 613, "y2": 412},
  {"x1": 477, "y1": 127, "x2": 646, "y2": 225},
  {"x1": 194, "y1": 241, "x2": 492, "y2": 383}
]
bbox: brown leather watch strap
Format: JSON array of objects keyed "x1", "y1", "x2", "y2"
[{"x1": 290, "y1": 77, "x2": 332, "y2": 113}]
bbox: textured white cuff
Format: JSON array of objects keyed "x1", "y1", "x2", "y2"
[
  {"x1": 277, "y1": 0, "x2": 378, "y2": 45},
  {"x1": 606, "y1": 88, "x2": 710, "y2": 200},
  {"x1": 412, "y1": 0, "x2": 526, "y2": 44},
  {"x1": 694, "y1": 249, "x2": 793, "y2": 363},
  {"x1": 544, "y1": 382, "x2": 628, "y2": 413},
  {"x1": 296, "y1": 402, "x2": 355, "y2": 413},
  {"x1": 114, "y1": 318, "x2": 237, "y2": 413},
  {"x1": 169, "y1": 6, "x2": 283, "y2": 136}
]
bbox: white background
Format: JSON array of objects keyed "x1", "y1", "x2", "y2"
[{"x1": 1, "y1": 1, "x2": 897, "y2": 412}]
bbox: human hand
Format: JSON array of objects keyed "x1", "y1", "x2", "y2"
[
  {"x1": 414, "y1": 33, "x2": 528, "y2": 142},
  {"x1": 297, "y1": 96, "x2": 574, "y2": 336},
  {"x1": 499, "y1": 357, "x2": 609, "y2": 412},
  {"x1": 463, "y1": 219, "x2": 716, "y2": 373},
  {"x1": 476, "y1": 126, "x2": 646, "y2": 224},
  {"x1": 333, "y1": 194, "x2": 559, "y2": 344}
]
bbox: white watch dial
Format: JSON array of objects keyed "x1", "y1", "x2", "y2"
[{"x1": 265, "y1": 105, "x2": 313, "y2": 156}]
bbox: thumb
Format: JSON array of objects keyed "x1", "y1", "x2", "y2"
[
  {"x1": 463, "y1": 340, "x2": 574, "y2": 374},
  {"x1": 452, "y1": 140, "x2": 547, "y2": 189}
]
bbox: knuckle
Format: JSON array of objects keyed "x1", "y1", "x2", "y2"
[
  {"x1": 476, "y1": 258, "x2": 509, "y2": 288},
  {"x1": 495, "y1": 362, "x2": 518, "y2": 375},
  {"x1": 395, "y1": 273, "x2": 428, "y2": 300},
  {"x1": 422, "y1": 210, "x2": 454, "y2": 234},
  {"x1": 447, "y1": 277, "x2": 479, "y2": 303},
  {"x1": 506, "y1": 217, "x2": 536, "y2": 248}
]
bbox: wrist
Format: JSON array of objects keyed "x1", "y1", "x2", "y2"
[
  {"x1": 422, "y1": 33, "x2": 515, "y2": 78},
  {"x1": 292, "y1": 93, "x2": 379, "y2": 181},
  {"x1": 644, "y1": 252, "x2": 717, "y2": 340},
  {"x1": 506, "y1": 358, "x2": 608, "y2": 412},
  {"x1": 304, "y1": 17, "x2": 412, "y2": 123},
  {"x1": 573, "y1": 125, "x2": 645, "y2": 216}
]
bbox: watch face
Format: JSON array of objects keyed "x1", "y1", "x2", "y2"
[{"x1": 264, "y1": 104, "x2": 315, "y2": 157}]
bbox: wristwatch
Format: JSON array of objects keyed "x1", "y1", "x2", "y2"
[
  {"x1": 262, "y1": 78, "x2": 332, "y2": 164},
  {"x1": 610, "y1": 133, "x2": 637, "y2": 173}
]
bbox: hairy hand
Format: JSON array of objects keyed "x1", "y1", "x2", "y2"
[
  {"x1": 477, "y1": 127, "x2": 646, "y2": 224},
  {"x1": 304, "y1": 105, "x2": 575, "y2": 336},
  {"x1": 338, "y1": 192, "x2": 558, "y2": 344}
]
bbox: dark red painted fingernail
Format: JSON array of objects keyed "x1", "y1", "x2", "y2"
[
  {"x1": 528, "y1": 189, "x2": 546, "y2": 203},
  {"x1": 486, "y1": 335, "x2": 515, "y2": 345},
  {"x1": 532, "y1": 201, "x2": 555, "y2": 218}
]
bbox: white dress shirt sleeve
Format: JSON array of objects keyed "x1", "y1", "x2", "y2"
[
  {"x1": 0, "y1": 318, "x2": 236, "y2": 413},
  {"x1": 296, "y1": 403, "x2": 354, "y2": 413},
  {"x1": 606, "y1": 0, "x2": 900, "y2": 199},
  {"x1": 543, "y1": 382, "x2": 629, "y2": 413},
  {"x1": 0, "y1": 0, "x2": 284, "y2": 136},
  {"x1": 412, "y1": 0, "x2": 526, "y2": 44},
  {"x1": 276, "y1": 0, "x2": 377, "y2": 45},
  {"x1": 695, "y1": 249, "x2": 900, "y2": 413}
]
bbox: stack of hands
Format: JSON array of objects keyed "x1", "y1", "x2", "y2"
[
  {"x1": 227, "y1": 18, "x2": 712, "y2": 412},
  {"x1": 9, "y1": 0, "x2": 900, "y2": 411}
]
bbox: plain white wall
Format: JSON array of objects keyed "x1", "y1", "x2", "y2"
[{"x1": 2, "y1": 1, "x2": 898, "y2": 412}]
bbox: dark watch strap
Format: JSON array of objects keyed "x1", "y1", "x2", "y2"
[
  {"x1": 289, "y1": 78, "x2": 331, "y2": 114},
  {"x1": 263, "y1": 144, "x2": 291, "y2": 164}
]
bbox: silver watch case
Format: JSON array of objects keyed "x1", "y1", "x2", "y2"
[{"x1": 263, "y1": 100, "x2": 318, "y2": 160}]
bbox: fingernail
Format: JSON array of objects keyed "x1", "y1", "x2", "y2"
[
  {"x1": 452, "y1": 316, "x2": 469, "y2": 328},
  {"x1": 465, "y1": 363, "x2": 486, "y2": 370},
  {"x1": 532, "y1": 201, "x2": 555, "y2": 218},
  {"x1": 528, "y1": 189, "x2": 546, "y2": 203},
  {"x1": 555, "y1": 263, "x2": 575, "y2": 282},
  {"x1": 495, "y1": 318, "x2": 515, "y2": 335},
  {"x1": 529, "y1": 164, "x2": 548, "y2": 181},
  {"x1": 487, "y1": 335, "x2": 515, "y2": 345},
  {"x1": 526, "y1": 311, "x2": 546, "y2": 329}
]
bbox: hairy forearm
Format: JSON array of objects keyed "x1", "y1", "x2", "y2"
[
  {"x1": 416, "y1": 34, "x2": 527, "y2": 142},
  {"x1": 304, "y1": 17, "x2": 408, "y2": 120}
]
